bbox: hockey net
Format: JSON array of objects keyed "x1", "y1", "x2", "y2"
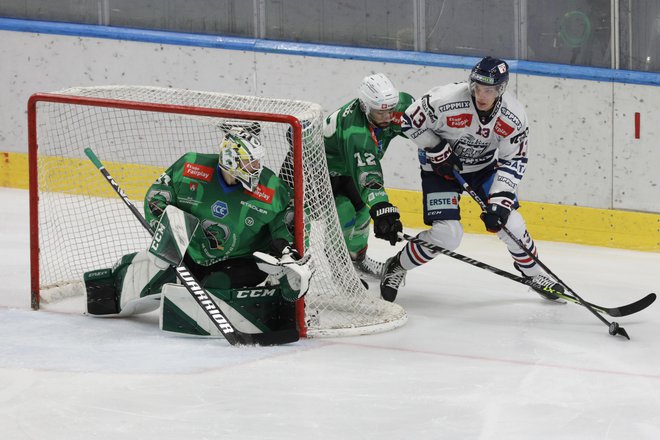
[{"x1": 28, "y1": 85, "x2": 407, "y2": 337}]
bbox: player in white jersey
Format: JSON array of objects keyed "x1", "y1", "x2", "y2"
[{"x1": 380, "y1": 56, "x2": 564, "y2": 303}]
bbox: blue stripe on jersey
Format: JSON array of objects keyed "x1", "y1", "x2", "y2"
[{"x1": 498, "y1": 167, "x2": 524, "y2": 180}]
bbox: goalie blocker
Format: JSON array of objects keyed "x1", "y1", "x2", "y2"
[{"x1": 84, "y1": 205, "x2": 310, "y2": 338}]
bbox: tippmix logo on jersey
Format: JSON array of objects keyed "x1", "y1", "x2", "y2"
[
  {"x1": 245, "y1": 184, "x2": 274, "y2": 204},
  {"x1": 211, "y1": 200, "x2": 229, "y2": 219},
  {"x1": 183, "y1": 163, "x2": 214, "y2": 182}
]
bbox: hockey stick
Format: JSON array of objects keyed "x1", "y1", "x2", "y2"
[
  {"x1": 400, "y1": 233, "x2": 655, "y2": 317},
  {"x1": 84, "y1": 148, "x2": 298, "y2": 346},
  {"x1": 452, "y1": 169, "x2": 633, "y2": 339}
]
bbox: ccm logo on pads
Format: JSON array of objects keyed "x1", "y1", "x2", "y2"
[{"x1": 183, "y1": 163, "x2": 214, "y2": 182}]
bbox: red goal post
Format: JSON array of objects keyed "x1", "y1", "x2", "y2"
[{"x1": 28, "y1": 86, "x2": 407, "y2": 337}]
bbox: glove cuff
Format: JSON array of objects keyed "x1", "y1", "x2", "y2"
[
  {"x1": 369, "y1": 202, "x2": 399, "y2": 219},
  {"x1": 488, "y1": 191, "x2": 515, "y2": 210}
]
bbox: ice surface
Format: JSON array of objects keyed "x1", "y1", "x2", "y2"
[{"x1": 1, "y1": 187, "x2": 659, "y2": 440}]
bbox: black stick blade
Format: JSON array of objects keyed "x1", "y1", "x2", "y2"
[{"x1": 607, "y1": 293, "x2": 656, "y2": 317}]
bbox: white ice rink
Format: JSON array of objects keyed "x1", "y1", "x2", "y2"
[{"x1": 1, "y1": 186, "x2": 659, "y2": 440}]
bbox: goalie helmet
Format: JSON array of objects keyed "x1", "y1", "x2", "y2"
[
  {"x1": 218, "y1": 130, "x2": 265, "y2": 192},
  {"x1": 469, "y1": 56, "x2": 509, "y2": 97},
  {"x1": 358, "y1": 73, "x2": 400, "y2": 128}
]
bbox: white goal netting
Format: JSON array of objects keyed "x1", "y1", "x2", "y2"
[{"x1": 29, "y1": 85, "x2": 407, "y2": 337}]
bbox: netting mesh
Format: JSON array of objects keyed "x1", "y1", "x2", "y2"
[{"x1": 31, "y1": 85, "x2": 406, "y2": 337}]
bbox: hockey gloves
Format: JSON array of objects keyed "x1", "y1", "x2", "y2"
[
  {"x1": 254, "y1": 246, "x2": 312, "y2": 302},
  {"x1": 426, "y1": 139, "x2": 462, "y2": 179},
  {"x1": 480, "y1": 192, "x2": 515, "y2": 232},
  {"x1": 370, "y1": 202, "x2": 402, "y2": 245}
]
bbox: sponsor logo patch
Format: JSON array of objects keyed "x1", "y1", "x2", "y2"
[
  {"x1": 245, "y1": 184, "x2": 274, "y2": 204},
  {"x1": 500, "y1": 107, "x2": 522, "y2": 129},
  {"x1": 211, "y1": 200, "x2": 229, "y2": 219},
  {"x1": 437, "y1": 101, "x2": 470, "y2": 113},
  {"x1": 426, "y1": 192, "x2": 459, "y2": 211},
  {"x1": 494, "y1": 118, "x2": 515, "y2": 137},
  {"x1": 446, "y1": 113, "x2": 473, "y2": 129},
  {"x1": 183, "y1": 163, "x2": 213, "y2": 182},
  {"x1": 496, "y1": 175, "x2": 516, "y2": 190},
  {"x1": 240, "y1": 200, "x2": 268, "y2": 215}
]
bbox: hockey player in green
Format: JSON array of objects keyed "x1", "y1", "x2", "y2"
[
  {"x1": 84, "y1": 129, "x2": 312, "y2": 340},
  {"x1": 324, "y1": 73, "x2": 414, "y2": 281}
]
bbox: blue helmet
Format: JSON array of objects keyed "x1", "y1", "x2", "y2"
[{"x1": 469, "y1": 56, "x2": 509, "y2": 96}]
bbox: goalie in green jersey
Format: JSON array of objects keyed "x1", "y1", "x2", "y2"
[
  {"x1": 83, "y1": 128, "x2": 312, "y2": 339},
  {"x1": 323, "y1": 73, "x2": 414, "y2": 281}
]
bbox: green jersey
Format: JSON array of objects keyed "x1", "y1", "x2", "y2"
[
  {"x1": 145, "y1": 152, "x2": 294, "y2": 266},
  {"x1": 323, "y1": 92, "x2": 414, "y2": 208}
]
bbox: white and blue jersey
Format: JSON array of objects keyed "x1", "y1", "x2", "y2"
[{"x1": 403, "y1": 82, "x2": 529, "y2": 199}]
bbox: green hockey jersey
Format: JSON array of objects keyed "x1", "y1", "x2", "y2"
[
  {"x1": 144, "y1": 152, "x2": 294, "y2": 266},
  {"x1": 323, "y1": 92, "x2": 414, "y2": 208}
]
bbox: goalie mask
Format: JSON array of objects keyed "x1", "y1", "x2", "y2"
[
  {"x1": 358, "y1": 73, "x2": 400, "y2": 128},
  {"x1": 218, "y1": 131, "x2": 265, "y2": 192}
]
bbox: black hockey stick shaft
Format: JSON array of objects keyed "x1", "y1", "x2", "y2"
[
  {"x1": 452, "y1": 169, "x2": 630, "y2": 339},
  {"x1": 84, "y1": 148, "x2": 293, "y2": 346},
  {"x1": 400, "y1": 233, "x2": 655, "y2": 317}
]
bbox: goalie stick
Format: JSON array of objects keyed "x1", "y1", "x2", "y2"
[
  {"x1": 452, "y1": 169, "x2": 639, "y2": 340},
  {"x1": 400, "y1": 234, "x2": 656, "y2": 318},
  {"x1": 84, "y1": 148, "x2": 299, "y2": 346}
]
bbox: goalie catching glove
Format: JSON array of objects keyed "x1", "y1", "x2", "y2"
[{"x1": 254, "y1": 246, "x2": 313, "y2": 302}]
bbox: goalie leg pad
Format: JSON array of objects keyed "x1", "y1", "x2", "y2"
[
  {"x1": 159, "y1": 284, "x2": 296, "y2": 337},
  {"x1": 84, "y1": 268, "x2": 119, "y2": 316},
  {"x1": 84, "y1": 251, "x2": 176, "y2": 317}
]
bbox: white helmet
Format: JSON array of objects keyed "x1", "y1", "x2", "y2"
[
  {"x1": 218, "y1": 130, "x2": 265, "y2": 192},
  {"x1": 358, "y1": 73, "x2": 399, "y2": 127}
]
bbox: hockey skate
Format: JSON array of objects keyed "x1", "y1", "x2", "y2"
[
  {"x1": 380, "y1": 256, "x2": 407, "y2": 302},
  {"x1": 514, "y1": 263, "x2": 566, "y2": 303},
  {"x1": 353, "y1": 253, "x2": 385, "y2": 283}
]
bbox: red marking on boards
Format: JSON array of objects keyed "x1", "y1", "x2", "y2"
[{"x1": 634, "y1": 112, "x2": 640, "y2": 139}]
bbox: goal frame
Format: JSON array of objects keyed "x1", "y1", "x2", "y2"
[{"x1": 28, "y1": 93, "x2": 308, "y2": 332}]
